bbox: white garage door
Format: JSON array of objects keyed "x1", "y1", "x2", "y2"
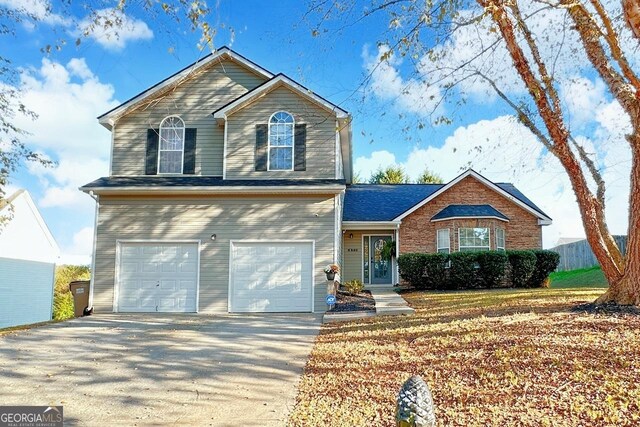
[
  {"x1": 117, "y1": 242, "x2": 198, "y2": 313},
  {"x1": 230, "y1": 241, "x2": 313, "y2": 313}
]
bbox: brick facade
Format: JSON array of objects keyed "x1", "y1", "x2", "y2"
[{"x1": 399, "y1": 176, "x2": 543, "y2": 254}]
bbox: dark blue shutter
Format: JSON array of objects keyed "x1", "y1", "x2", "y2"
[
  {"x1": 255, "y1": 124, "x2": 268, "y2": 171},
  {"x1": 183, "y1": 128, "x2": 197, "y2": 174},
  {"x1": 145, "y1": 129, "x2": 159, "y2": 175},
  {"x1": 294, "y1": 124, "x2": 307, "y2": 171}
]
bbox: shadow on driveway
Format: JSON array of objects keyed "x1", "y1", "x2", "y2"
[{"x1": 0, "y1": 313, "x2": 321, "y2": 426}]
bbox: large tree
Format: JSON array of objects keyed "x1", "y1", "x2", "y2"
[
  {"x1": 308, "y1": 0, "x2": 640, "y2": 305},
  {"x1": 0, "y1": 1, "x2": 215, "y2": 210}
]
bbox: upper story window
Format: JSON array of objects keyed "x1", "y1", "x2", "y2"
[
  {"x1": 496, "y1": 227, "x2": 506, "y2": 251},
  {"x1": 159, "y1": 116, "x2": 185, "y2": 174},
  {"x1": 268, "y1": 111, "x2": 294, "y2": 170},
  {"x1": 458, "y1": 227, "x2": 490, "y2": 252}
]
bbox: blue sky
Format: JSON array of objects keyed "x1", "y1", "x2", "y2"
[{"x1": 3, "y1": 0, "x2": 633, "y2": 263}]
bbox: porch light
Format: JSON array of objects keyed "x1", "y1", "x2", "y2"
[
  {"x1": 211, "y1": 234, "x2": 217, "y2": 241},
  {"x1": 349, "y1": 233, "x2": 353, "y2": 239}
]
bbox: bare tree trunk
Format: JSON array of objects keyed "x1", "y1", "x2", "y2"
[{"x1": 598, "y1": 141, "x2": 640, "y2": 304}]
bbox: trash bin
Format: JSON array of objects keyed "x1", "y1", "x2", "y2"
[{"x1": 69, "y1": 280, "x2": 90, "y2": 317}]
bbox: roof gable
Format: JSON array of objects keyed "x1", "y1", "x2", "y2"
[
  {"x1": 98, "y1": 47, "x2": 273, "y2": 129},
  {"x1": 342, "y1": 170, "x2": 551, "y2": 224},
  {"x1": 392, "y1": 170, "x2": 552, "y2": 223},
  {"x1": 212, "y1": 74, "x2": 349, "y2": 121}
]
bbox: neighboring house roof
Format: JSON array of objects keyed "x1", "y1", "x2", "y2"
[
  {"x1": 343, "y1": 170, "x2": 551, "y2": 224},
  {"x1": 555, "y1": 237, "x2": 585, "y2": 246},
  {"x1": 0, "y1": 190, "x2": 59, "y2": 263},
  {"x1": 431, "y1": 204, "x2": 509, "y2": 222},
  {"x1": 97, "y1": 46, "x2": 273, "y2": 129},
  {"x1": 212, "y1": 73, "x2": 350, "y2": 120},
  {"x1": 80, "y1": 176, "x2": 346, "y2": 195}
]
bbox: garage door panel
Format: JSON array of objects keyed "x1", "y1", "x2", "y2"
[
  {"x1": 117, "y1": 242, "x2": 198, "y2": 313},
  {"x1": 230, "y1": 242, "x2": 313, "y2": 313}
]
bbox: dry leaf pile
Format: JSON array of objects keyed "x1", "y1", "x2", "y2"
[{"x1": 289, "y1": 288, "x2": 640, "y2": 426}]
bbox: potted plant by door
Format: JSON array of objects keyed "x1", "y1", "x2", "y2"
[{"x1": 324, "y1": 264, "x2": 340, "y2": 281}]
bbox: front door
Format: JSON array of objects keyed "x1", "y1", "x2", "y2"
[{"x1": 365, "y1": 235, "x2": 393, "y2": 285}]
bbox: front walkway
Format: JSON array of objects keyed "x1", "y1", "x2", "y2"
[
  {"x1": 369, "y1": 288, "x2": 416, "y2": 316},
  {"x1": 324, "y1": 288, "x2": 414, "y2": 323},
  {"x1": 0, "y1": 314, "x2": 320, "y2": 426}
]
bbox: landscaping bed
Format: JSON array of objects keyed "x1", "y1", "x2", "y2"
[
  {"x1": 328, "y1": 290, "x2": 375, "y2": 313},
  {"x1": 290, "y1": 288, "x2": 640, "y2": 426}
]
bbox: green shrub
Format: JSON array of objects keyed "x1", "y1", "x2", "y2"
[
  {"x1": 447, "y1": 252, "x2": 479, "y2": 290},
  {"x1": 343, "y1": 279, "x2": 364, "y2": 294},
  {"x1": 527, "y1": 250, "x2": 560, "y2": 288},
  {"x1": 507, "y1": 251, "x2": 537, "y2": 288},
  {"x1": 476, "y1": 251, "x2": 508, "y2": 288},
  {"x1": 423, "y1": 253, "x2": 449, "y2": 290},
  {"x1": 398, "y1": 253, "x2": 428, "y2": 288},
  {"x1": 53, "y1": 265, "x2": 91, "y2": 320},
  {"x1": 53, "y1": 291, "x2": 74, "y2": 320}
]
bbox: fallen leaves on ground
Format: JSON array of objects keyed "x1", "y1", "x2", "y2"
[{"x1": 288, "y1": 288, "x2": 640, "y2": 426}]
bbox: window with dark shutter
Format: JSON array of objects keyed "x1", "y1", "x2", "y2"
[
  {"x1": 183, "y1": 128, "x2": 197, "y2": 174},
  {"x1": 255, "y1": 124, "x2": 268, "y2": 171},
  {"x1": 145, "y1": 129, "x2": 159, "y2": 175},
  {"x1": 294, "y1": 124, "x2": 306, "y2": 171}
]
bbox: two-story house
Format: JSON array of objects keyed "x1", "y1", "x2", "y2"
[{"x1": 81, "y1": 47, "x2": 552, "y2": 314}]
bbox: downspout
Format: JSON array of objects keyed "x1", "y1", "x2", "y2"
[{"x1": 88, "y1": 190, "x2": 99, "y2": 311}]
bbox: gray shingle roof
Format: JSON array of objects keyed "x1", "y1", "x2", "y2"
[
  {"x1": 431, "y1": 204, "x2": 509, "y2": 221},
  {"x1": 343, "y1": 184, "x2": 442, "y2": 221},
  {"x1": 343, "y1": 182, "x2": 549, "y2": 222}
]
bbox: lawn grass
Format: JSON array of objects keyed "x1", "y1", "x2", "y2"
[
  {"x1": 289, "y1": 288, "x2": 640, "y2": 426},
  {"x1": 549, "y1": 266, "x2": 608, "y2": 288}
]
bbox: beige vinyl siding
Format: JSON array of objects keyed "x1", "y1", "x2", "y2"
[
  {"x1": 342, "y1": 229, "x2": 396, "y2": 283},
  {"x1": 225, "y1": 85, "x2": 337, "y2": 179},
  {"x1": 93, "y1": 195, "x2": 336, "y2": 313},
  {"x1": 111, "y1": 59, "x2": 265, "y2": 176}
]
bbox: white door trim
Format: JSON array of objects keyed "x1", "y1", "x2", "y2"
[
  {"x1": 114, "y1": 239, "x2": 201, "y2": 313},
  {"x1": 228, "y1": 239, "x2": 315, "y2": 313},
  {"x1": 361, "y1": 233, "x2": 395, "y2": 286}
]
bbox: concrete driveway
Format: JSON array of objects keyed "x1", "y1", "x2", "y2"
[{"x1": 0, "y1": 314, "x2": 321, "y2": 426}]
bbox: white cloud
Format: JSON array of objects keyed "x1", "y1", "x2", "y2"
[
  {"x1": 561, "y1": 77, "x2": 608, "y2": 129},
  {"x1": 59, "y1": 226, "x2": 93, "y2": 265},
  {"x1": 354, "y1": 115, "x2": 630, "y2": 249},
  {"x1": 0, "y1": 0, "x2": 70, "y2": 26},
  {"x1": 362, "y1": 45, "x2": 444, "y2": 118},
  {"x1": 10, "y1": 57, "x2": 116, "y2": 263},
  {"x1": 78, "y1": 8, "x2": 153, "y2": 50}
]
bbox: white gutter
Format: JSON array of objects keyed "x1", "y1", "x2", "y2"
[
  {"x1": 79, "y1": 185, "x2": 346, "y2": 196},
  {"x1": 342, "y1": 221, "x2": 401, "y2": 230}
]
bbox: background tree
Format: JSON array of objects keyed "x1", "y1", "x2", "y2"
[
  {"x1": 307, "y1": 0, "x2": 640, "y2": 305},
  {"x1": 369, "y1": 165, "x2": 410, "y2": 184},
  {"x1": 415, "y1": 168, "x2": 443, "y2": 184},
  {"x1": 0, "y1": 1, "x2": 216, "y2": 219}
]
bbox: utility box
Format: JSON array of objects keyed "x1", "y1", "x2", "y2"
[{"x1": 69, "y1": 281, "x2": 90, "y2": 317}]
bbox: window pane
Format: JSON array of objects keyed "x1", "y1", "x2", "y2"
[
  {"x1": 437, "y1": 229, "x2": 450, "y2": 252},
  {"x1": 459, "y1": 227, "x2": 490, "y2": 251},
  {"x1": 159, "y1": 151, "x2": 182, "y2": 174},
  {"x1": 269, "y1": 147, "x2": 292, "y2": 170},
  {"x1": 363, "y1": 237, "x2": 369, "y2": 283}
]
